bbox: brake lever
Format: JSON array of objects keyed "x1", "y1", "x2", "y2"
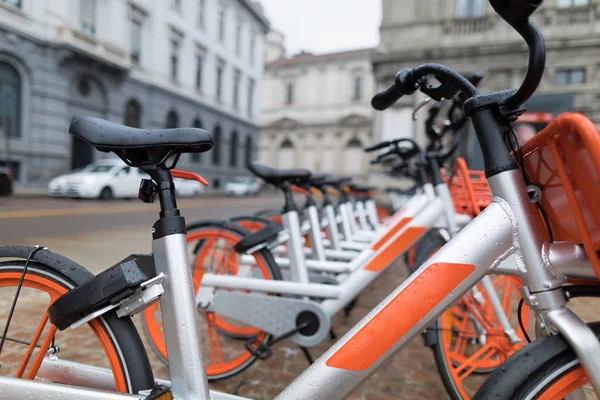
[{"x1": 411, "y1": 97, "x2": 436, "y2": 121}]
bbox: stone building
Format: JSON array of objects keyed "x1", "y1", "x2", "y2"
[
  {"x1": 373, "y1": 0, "x2": 600, "y2": 168},
  {"x1": 0, "y1": 0, "x2": 269, "y2": 189},
  {"x1": 259, "y1": 34, "x2": 374, "y2": 180}
]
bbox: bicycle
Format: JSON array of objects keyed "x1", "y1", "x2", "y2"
[
  {"x1": 141, "y1": 76, "x2": 527, "y2": 400},
  {"x1": 1, "y1": 2, "x2": 599, "y2": 399}
]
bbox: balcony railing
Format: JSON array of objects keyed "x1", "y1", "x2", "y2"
[
  {"x1": 443, "y1": 16, "x2": 493, "y2": 36},
  {"x1": 55, "y1": 26, "x2": 131, "y2": 72},
  {"x1": 554, "y1": 5, "x2": 594, "y2": 24}
]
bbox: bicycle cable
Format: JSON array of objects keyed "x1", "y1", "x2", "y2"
[{"x1": 0, "y1": 246, "x2": 47, "y2": 358}]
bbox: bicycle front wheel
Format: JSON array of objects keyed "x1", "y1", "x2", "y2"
[
  {"x1": 0, "y1": 259, "x2": 154, "y2": 394},
  {"x1": 474, "y1": 322, "x2": 600, "y2": 400}
]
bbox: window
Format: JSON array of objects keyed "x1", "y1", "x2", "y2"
[
  {"x1": 165, "y1": 110, "x2": 179, "y2": 128},
  {"x1": 212, "y1": 125, "x2": 222, "y2": 165},
  {"x1": 170, "y1": 38, "x2": 180, "y2": 81},
  {"x1": 233, "y1": 69, "x2": 241, "y2": 110},
  {"x1": 195, "y1": 52, "x2": 204, "y2": 91},
  {"x1": 556, "y1": 68, "x2": 586, "y2": 85},
  {"x1": 557, "y1": 0, "x2": 589, "y2": 7},
  {"x1": 230, "y1": 131, "x2": 238, "y2": 167},
  {"x1": 353, "y1": 76, "x2": 362, "y2": 100},
  {"x1": 216, "y1": 61, "x2": 224, "y2": 102},
  {"x1": 247, "y1": 78, "x2": 255, "y2": 116},
  {"x1": 249, "y1": 33, "x2": 256, "y2": 65},
  {"x1": 115, "y1": 166, "x2": 131, "y2": 177},
  {"x1": 0, "y1": 62, "x2": 21, "y2": 138},
  {"x1": 191, "y1": 118, "x2": 203, "y2": 162},
  {"x1": 173, "y1": 0, "x2": 182, "y2": 10},
  {"x1": 124, "y1": 99, "x2": 141, "y2": 128},
  {"x1": 245, "y1": 136, "x2": 253, "y2": 166},
  {"x1": 218, "y1": 4, "x2": 226, "y2": 42},
  {"x1": 280, "y1": 139, "x2": 293, "y2": 149},
  {"x1": 285, "y1": 82, "x2": 294, "y2": 105},
  {"x1": 80, "y1": 0, "x2": 97, "y2": 35},
  {"x1": 1, "y1": 0, "x2": 22, "y2": 8},
  {"x1": 456, "y1": 0, "x2": 486, "y2": 18},
  {"x1": 130, "y1": 19, "x2": 142, "y2": 65},
  {"x1": 235, "y1": 20, "x2": 243, "y2": 56},
  {"x1": 198, "y1": 0, "x2": 206, "y2": 27}
]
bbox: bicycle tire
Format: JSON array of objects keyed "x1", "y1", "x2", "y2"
[
  {"x1": 0, "y1": 254, "x2": 154, "y2": 394},
  {"x1": 473, "y1": 322, "x2": 600, "y2": 400}
]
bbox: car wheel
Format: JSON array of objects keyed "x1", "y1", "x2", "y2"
[{"x1": 99, "y1": 187, "x2": 113, "y2": 200}]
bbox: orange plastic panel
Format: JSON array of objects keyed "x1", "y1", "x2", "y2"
[
  {"x1": 327, "y1": 262, "x2": 475, "y2": 371},
  {"x1": 521, "y1": 113, "x2": 600, "y2": 277}
]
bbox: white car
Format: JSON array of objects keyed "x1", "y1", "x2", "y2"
[
  {"x1": 48, "y1": 159, "x2": 204, "y2": 199},
  {"x1": 224, "y1": 177, "x2": 261, "y2": 196}
]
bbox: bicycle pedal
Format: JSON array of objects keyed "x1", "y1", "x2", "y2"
[
  {"x1": 245, "y1": 339, "x2": 272, "y2": 360},
  {"x1": 143, "y1": 385, "x2": 173, "y2": 400}
]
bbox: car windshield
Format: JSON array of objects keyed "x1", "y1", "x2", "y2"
[
  {"x1": 231, "y1": 177, "x2": 251, "y2": 184},
  {"x1": 88, "y1": 165, "x2": 115, "y2": 173}
]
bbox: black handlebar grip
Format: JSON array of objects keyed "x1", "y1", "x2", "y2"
[
  {"x1": 371, "y1": 84, "x2": 403, "y2": 111},
  {"x1": 364, "y1": 141, "x2": 391, "y2": 152}
]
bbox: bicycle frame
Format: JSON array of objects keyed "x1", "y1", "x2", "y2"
[{"x1": 8, "y1": 169, "x2": 598, "y2": 400}]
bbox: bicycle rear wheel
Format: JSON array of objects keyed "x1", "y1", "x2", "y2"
[
  {"x1": 0, "y1": 259, "x2": 154, "y2": 394},
  {"x1": 142, "y1": 222, "x2": 282, "y2": 380}
]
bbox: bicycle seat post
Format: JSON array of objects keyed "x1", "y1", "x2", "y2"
[{"x1": 146, "y1": 165, "x2": 212, "y2": 400}]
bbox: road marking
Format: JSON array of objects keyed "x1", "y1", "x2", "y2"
[{"x1": 0, "y1": 198, "x2": 279, "y2": 219}]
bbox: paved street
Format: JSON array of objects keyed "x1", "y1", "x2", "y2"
[{"x1": 1, "y1": 194, "x2": 599, "y2": 399}]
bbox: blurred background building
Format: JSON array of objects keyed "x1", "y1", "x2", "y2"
[
  {"x1": 259, "y1": 32, "x2": 374, "y2": 181},
  {"x1": 0, "y1": 0, "x2": 268, "y2": 189},
  {"x1": 372, "y1": 0, "x2": 600, "y2": 170}
]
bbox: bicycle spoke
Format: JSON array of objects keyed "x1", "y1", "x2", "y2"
[
  {"x1": 15, "y1": 312, "x2": 49, "y2": 378},
  {"x1": 26, "y1": 324, "x2": 57, "y2": 380}
]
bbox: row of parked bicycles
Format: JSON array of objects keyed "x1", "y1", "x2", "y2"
[{"x1": 2, "y1": 1, "x2": 600, "y2": 399}]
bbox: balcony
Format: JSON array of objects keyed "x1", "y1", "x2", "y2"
[
  {"x1": 443, "y1": 16, "x2": 494, "y2": 36},
  {"x1": 55, "y1": 26, "x2": 131, "y2": 72},
  {"x1": 551, "y1": 5, "x2": 594, "y2": 25}
]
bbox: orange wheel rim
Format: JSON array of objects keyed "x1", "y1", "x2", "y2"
[
  {"x1": 0, "y1": 272, "x2": 127, "y2": 392},
  {"x1": 439, "y1": 276, "x2": 529, "y2": 399},
  {"x1": 537, "y1": 367, "x2": 589, "y2": 400},
  {"x1": 142, "y1": 228, "x2": 274, "y2": 377}
]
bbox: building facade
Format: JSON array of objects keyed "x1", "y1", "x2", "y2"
[
  {"x1": 0, "y1": 0, "x2": 268, "y2": 189},
  {"x1": 373, "y1": 0, "x2": 600, "y2": 168},
  {"x1": 259, "y1": 41, "x2": 374, "y2": 180}
]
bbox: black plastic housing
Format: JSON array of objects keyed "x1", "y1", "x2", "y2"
[{"x1": 48, "y1": 254, "x2": 157, "y2": 331}]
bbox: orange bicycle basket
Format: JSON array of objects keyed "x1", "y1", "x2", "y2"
[
  {"x1": 521, "y1": 113, "x2": 600, "y2": 277},
  {"x1": 444, "y1": 158, "x2": 492, "y2": 218}
]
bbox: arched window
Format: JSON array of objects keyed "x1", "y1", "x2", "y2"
[
  {"x1": 191, "y1": 118, "x2": 203, "y2": 163},
  {"x1": 0, "y1": 62, "x2": 21, "y2": 138},
  {"x1": 277, "y1": 138, "x2": 295, "y2": 169},
  {"x1": 230, "y1": 130, "x2": 238, "y2": 168},
  {"x1": 165, "y1": 110, "x2": 179, "y2": 128},
  {"x1": 346, "y1": 137, "x2": 362, "y2": 148},
  {"x1": 280, "y1": 138, "x2": 294, "y2": 149},
  {"x1": 124, "y1": 99, "x2": 141, "y2": 128},
  {"x1": 344, "y1": 137, "x2": 364, "y2": 175},
  {"x1": 245, "y1": 136, "x2": 253, "y2": 167},
  {"x1": 212, "y1": 124, "x2": 222, "y2": 165}
]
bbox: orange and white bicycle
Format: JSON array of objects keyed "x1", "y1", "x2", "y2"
[{"x1": 1, "y1": 1, "x2": 600, "y2": 399}]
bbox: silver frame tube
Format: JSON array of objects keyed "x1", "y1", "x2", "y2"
[{"x1": 152, "y1": 233, "x2": 211, "y2": 400}]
